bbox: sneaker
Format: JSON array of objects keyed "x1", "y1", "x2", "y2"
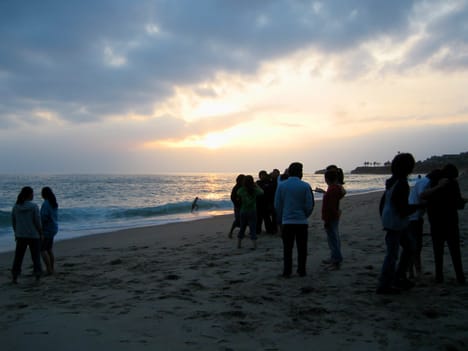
[{"x1": 321, "y1": 259, "x2": 332, "y2": 265}]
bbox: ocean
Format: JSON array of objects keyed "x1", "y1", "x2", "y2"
[{"x1": 0, "y1": 172, "x2": 401, "y2": 253}]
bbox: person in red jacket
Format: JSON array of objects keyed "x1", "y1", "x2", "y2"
[{"x1": 320, "y1": 169, "x2": 346, "y2": 270}]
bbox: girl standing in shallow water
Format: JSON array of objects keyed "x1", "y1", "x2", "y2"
[{"x1": 40, "y1": 187, "x2": 59, "y2": 275}]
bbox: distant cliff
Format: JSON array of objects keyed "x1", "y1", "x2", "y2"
[
  {"x1": 321, "y1": 152, "x2": 468, "y2": 175},
  {"x1": 349, "y1": 152, "x2": 468, "y2": 174}
]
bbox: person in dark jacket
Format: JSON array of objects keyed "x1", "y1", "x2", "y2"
[
  {"x1": 11, "y1": 186, "x2": 43, "y2": 283},
  {"x1": 228, "y1": 174, "x2": 245, "y2": 238},
  {"x1": 377, "y1": 153, "x2": 419, "y2": 294},
  {"x1": 421, "y1": 164, "x2": 467, "y2": 284}
]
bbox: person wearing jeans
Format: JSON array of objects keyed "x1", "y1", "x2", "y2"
[
  {"x1": 377, "y1": 153, "x2": 419, "y2": 295},
  {"x1": 321, "y1": 169, "x2": 345, "y2": 270},
  {"x1": 274, "y1": 162, "x2": 314, "y2": 277},
  {"x1": 11, "y1": 186, "x2": 43, "y2": 283}
]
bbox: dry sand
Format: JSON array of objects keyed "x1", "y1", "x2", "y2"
[{"x1": 1, "y1": 177, "x2": 467, "y2": 351}]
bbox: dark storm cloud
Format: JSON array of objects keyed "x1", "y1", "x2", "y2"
[{"x1": 0, "y1": 0, "x2": 466, "y2": 127}]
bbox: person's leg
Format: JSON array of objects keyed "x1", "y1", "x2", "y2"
[
  {"x1": 326, "y1": 220, "x2": 342, "y2": 265},
  {"x1": 11, "y1": 238, "x2": 28, "y2": 282},
  {"x1": 295, "y1": 224, "x2": 309, "y2": 276},
  {"x1": 238, "y1": 211, "x2": 248, "y2": 248},
  {"x1": 446, "y1": 228, "x2": 465, "y2": 284},
  {"x1": 41, "y1": 238, "x2": 53, "y2": 274},
  {"x1": 396, "y1": 228, "x2": 415, "y2": 281},
  {"x1": 281, "y1": 225, "x2": 295, "y2": 277},
  {"x1": 256, "y1": 204, "x2": 263, "y2": 234},
  {"x1": 29, "y1": 238, "x2": 42, "y2": 280},
  {"x1": 407, "y1": 219, "x2": 424, "y2": 276},
  {"x1": 49, "y1": 247, "x2": 55, "y2": 274},
  {"x1": 229, "y1": 207, "x2": 241, "y2": 237},
  {"x1": 247, "y1": 210, "x2": 258, "y2": 248},
  {"x1": 377, "y1": 230, "x2": 401, "y2": 292},
  {"x1": 431, "y1": 228, "x2": 445, "y2": 282},
  {"x1": 414, "y1": 219, "x2": 424, "y2": 273}
]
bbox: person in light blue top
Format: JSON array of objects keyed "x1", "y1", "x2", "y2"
[
  {"x1": 40, "y1": 187, "x2": 59, "y2": 275},
  {"x1": 274, "y1": 162, "x2": 314, "y2": 277}
]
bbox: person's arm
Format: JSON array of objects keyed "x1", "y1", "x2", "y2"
[
  {"x1": 34, "y1": 206, "x2": 43, "y2": 237},
  {"x1": 274, "y1": 186, "x2": 283, "y2": 223},
  {"x1": 452, "y1": 181, "x2": 467, "y2": 209},
  {"x1": 304, "y1": 186, "x2": 314, "y2": 218},
  {"x1": 392, "y1": 180, "x2": 419, "y2": 217},
  {"x1": 11, "y1": 207, "x2": 17, "y2": 235}
]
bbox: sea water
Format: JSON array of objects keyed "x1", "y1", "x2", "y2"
[{"x1": 0, "y1": 172, "x2": 400, "y2": 253}]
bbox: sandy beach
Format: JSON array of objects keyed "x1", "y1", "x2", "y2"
[{"x1": 1, "y1": 177, "x2": 467, "y2": 351}]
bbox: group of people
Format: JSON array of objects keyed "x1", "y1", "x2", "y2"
[
  {"x1": 11, "y1": 155, "x2": 466, "y2": 291},
  {"x1": 229, "y1": 162, "x2": 346, "y2": 276},
  {"x1": 11, "y1": 186, "x2": 59, "y2": 283},
  {"x1": 228, "y1": 155, "x2": 467, "y2": 289},
  {"x1": 377, "y1": 153, "x2": 467, "y2": 294}
]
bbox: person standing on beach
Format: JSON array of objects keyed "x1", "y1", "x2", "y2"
[
  {"x1": 237, "y1": 175, "x2": 264, "y2": 249},
  {"x1": 377, "y1": 153, "x2": 419, "y2": 294},
  {"x1": 229, "y1": 174, "x2": 245, "y2": 238},
  {"x1": 320, "y1": 168, "x2": 346, "y2": 271},
  {"x1": 11, "y1": 186, "x2": 43, "y2": 283},
  {"x1": 274, "y1": 162, "x2": 314, "y2": 277},
  {"x1": 407, "y1": 170, "x2": 438, "y2": 278},
  {"x1": 40, "y1": 187, "x2": 59, "y2": 275},
  {"x1": 421, "y1": 164, "x2": 467, "y2": 285},
  {"x1": 256, "y1": 170, "x2": 275, "y2": 234}
]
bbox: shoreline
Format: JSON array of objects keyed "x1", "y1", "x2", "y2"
[
  {"x1": 0, "y1": 189, "x2": 383, "y2": 255},
  {"x1": 1, "y1": 182, "x2": 467, "y2": 350}
]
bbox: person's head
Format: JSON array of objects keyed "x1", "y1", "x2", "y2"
[
  {"x1": 325, "y1": 169, "x2": 339, "y2": 185},
  {"x1": 426, "y1": 169, "x2": 443, "y2": 186},
  {"x1": 326, "y1": 164, "x2": 344, "y2": 184},
  {"x1": 41, "y1": 186, "x2": 58, "y2": 208},
  {"x1": 243, "y1": 175, "x2": 256, "y2": 194},
  {"x1": 236, "y1": 174, "x2": 245, "y2": 185},
  {"x1": 390, "y1": 153, "x2": 415, "y2": 178},
  {"x1": 243, "y1": 175, "x2": 255, "y2": 187},
  {"x1": 288, "y1": 162, "x2": 303, "y2": 178},
  {"x1": 258, "y1": 170, "x2": 268, "y2": 180},
  {"x1": 271, "y1": 169, "x2": 280, "y2": 179},
  {"x1": 442, "y1": 163, "x2": 459, "y2": 179},
  {"x1": 16, "y1": 186, "x2": 34, "y2": 205}
]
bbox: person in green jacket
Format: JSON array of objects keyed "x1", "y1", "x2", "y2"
[{"x1": 236, "y1": 175, "x2": 264, "y2": 249}]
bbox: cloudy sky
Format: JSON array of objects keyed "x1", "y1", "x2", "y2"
[{"x1": 1, "y1": 0, "x2": 467, "y2": 174}]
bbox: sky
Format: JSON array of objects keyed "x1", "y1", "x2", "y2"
[{"x1": 1, "y1": 0, "x2": 468, "y2": 174}]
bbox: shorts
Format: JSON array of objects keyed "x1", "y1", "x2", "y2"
[{"x1": 41, "y1": 237, "x2": 54, "y2": 251}]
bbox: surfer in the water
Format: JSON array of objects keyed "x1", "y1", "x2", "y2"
[{"x1": 191, "y1": 197, "x2": 199, "y2": 212}]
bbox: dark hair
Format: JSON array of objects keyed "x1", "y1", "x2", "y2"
[
  {"x1": 243, "y1": 175, "x2": 256, "y2": 196},
  {"x1": 391, "y1": 153, "x2": 415, "y2": 178},
  {"x1": 325, "y1": 169, "x2": 339, "y2": 183},
  {"x1": 16, "y1": 186, "x2": 33, "y2": 205},
  {"x1": 288, "y1": 162, "x2": 303, "y2": 178},
  {"x1": 42, "y1": 186, "x2": 58, "y2": 208},
  {"x1": 326, "y1": 164, "x2": 345, "y2": 184},
  {"x1": 236, "y1": 174, "x2": 245, "y2": 185},
  {"x1": 442, "y1": 163, "x2": 459, "y2": 179}
]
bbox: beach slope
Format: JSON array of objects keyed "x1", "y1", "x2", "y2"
[{"x1": 1, "y1": 178, "x2": 467, "y2": 350}]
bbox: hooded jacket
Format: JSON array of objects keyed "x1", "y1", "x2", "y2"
[{"x1": 12, "y1": 201, "x2": 42, "y2": 239}]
